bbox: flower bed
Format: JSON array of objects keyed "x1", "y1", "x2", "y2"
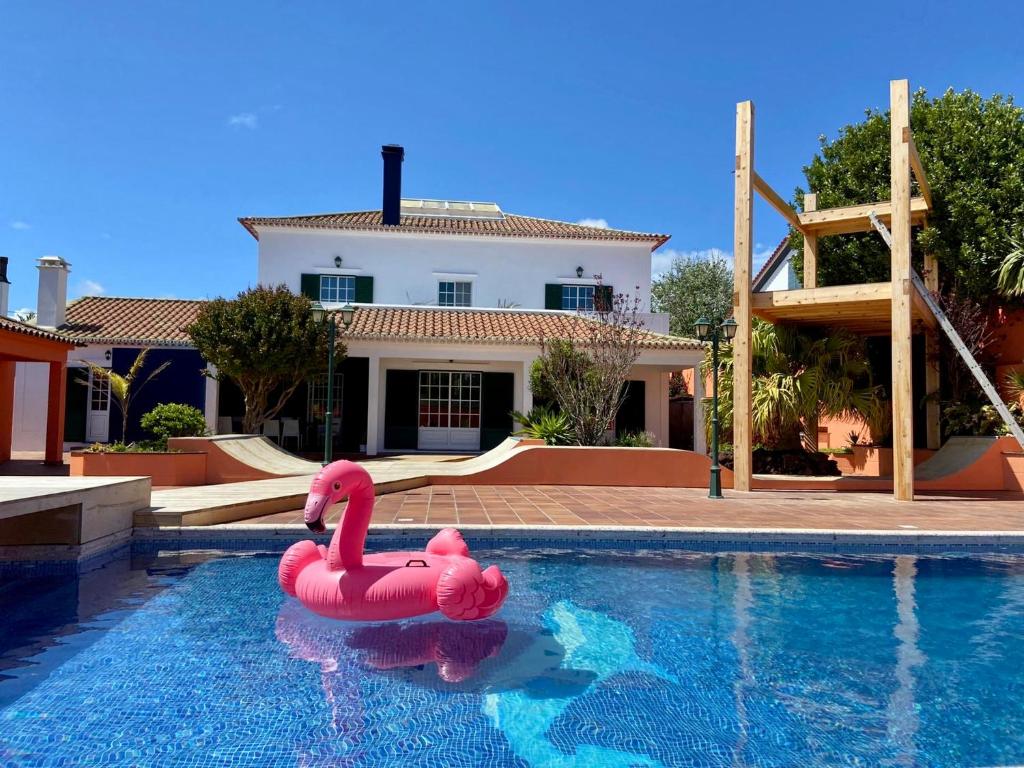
[{"x1": 70, "y1": 450, "x2": 207, "y2": 486}]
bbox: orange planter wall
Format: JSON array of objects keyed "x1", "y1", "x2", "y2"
[{"x1": 70, "y1": 451, "x2": 207, "y2": 487}]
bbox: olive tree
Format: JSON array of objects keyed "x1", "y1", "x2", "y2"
[
  {"x1": 651, "y1": 251, "x2": 734, "y2": 337},
  {"x1": 188, "y1": 285, "x2": 339, "y2": 433}
]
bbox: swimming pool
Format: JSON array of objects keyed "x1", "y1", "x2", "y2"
[{"x1": 2, "y1": 545, "x2": 1023, "y2": 767}]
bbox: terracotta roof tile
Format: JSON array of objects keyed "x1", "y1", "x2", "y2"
[
  {"x1": 340, "y1": 306, "x2": 701, "y2": 350},
  {"x1": 57, "y1": 296, "x2": 699, "y2": 351},
  {"x1": 60, "y1": 296, "x2": 206, "y2": 346},
  {"x1": 239, "y1": 210, "x2": 670, "y2": 250},
  {"x1": 0, "y1": 315, "x2": 76, "y2": 345}
]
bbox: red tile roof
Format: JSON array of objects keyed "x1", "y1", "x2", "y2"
[
  {"x1": 340, "y1": 306, "x2": 700, "y2": 350},
  {"x1": 57, "y1": 297, "x2": 698, "y2": 351},
  {"x1": 0, "y1": 315, "x2": 76, "y2": 346},
  {"x1": 239, "y1": 210, "x2": 670, "y2": 250},
  {"x1": 61, "y1": 296, "x2": 206, "y2": 347}
]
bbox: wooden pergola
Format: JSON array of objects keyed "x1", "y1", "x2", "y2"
[
  {"x1": 0, "y1": 317, "x2": 76, "y2": 465},
  {"x1": 732, "y1": 79, "x2": 939, "y2": 501}
]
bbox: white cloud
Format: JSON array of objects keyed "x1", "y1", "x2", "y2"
[
  {"x1": 75, "y1": 279, "x2": 106, "y2": 296},
  {"x1": 576, "y1": 218, "x2": 609, "y2": 229},
  {"x1": 652, "y1": 244, "x2": 779, "y2": 279},
  {"x1": 10, "y1": 220, "x2": 31, "y2": 230},
  {"x1": 11, "y1": 307, "x2": 35, "y2": 321},
  {"x1": 227, "y1": 112, "x2": 259, "y2": 129}
]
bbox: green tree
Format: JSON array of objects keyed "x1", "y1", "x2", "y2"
[
  {"x1": 791, "y1": 89, "x2": 1024, "y2": 300},
  {"x1": 82, "y1": 349, "x2": 171, "y2": 441},
  {"x1": 188, "y1": 285, "x2": 339, "y2": 434},
  {"x1": 997, "y1": 238, "x2": 1024, "y2": 297},
  {"x1": 706, "y1": 320, "x2": 886, "y2": 450},
  {"x1": 651, "y1": 251, "x2": 734, "y2": 336}
]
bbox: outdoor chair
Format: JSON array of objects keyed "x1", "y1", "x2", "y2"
[
  {"x1": 261, "y1": 419, "x2": 281, "y2": 443},
  {"x1": 280, "y1": 418, "x2": 300, "y2": 450}
]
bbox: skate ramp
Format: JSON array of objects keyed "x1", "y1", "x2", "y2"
[{"x1": 913, "y1": 437, "x2": 1000, "y2": 481}]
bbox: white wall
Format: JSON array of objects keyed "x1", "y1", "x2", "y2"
[
  {"x1": 255, "y1": 227, "x2": 657, "y2": 311},
  {"x1": 758, "y1": 252, "x2": 801, "y2": 292},
  {"x1": 12, "y1": 344, "x2": 110, "y2": 452}
]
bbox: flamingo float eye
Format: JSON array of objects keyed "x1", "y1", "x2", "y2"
[{"x1": 333, "y1": 481, "x2": 342, "y2": 491}]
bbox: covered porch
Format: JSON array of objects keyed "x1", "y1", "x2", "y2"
[{"x1": 1, "y1": 318, "x2": 76, "y2": 466}]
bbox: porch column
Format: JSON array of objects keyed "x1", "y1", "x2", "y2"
[
  {"x1": 204, "y1": 363, "x2": 220, "y2": 434},
  {"x1": 691, "y1": 365, "x2": 707, "y2": 455},
  {"x1": 45, "y1": 361, "x2": 67, "y2": 464},
  {"x1": 516, "y1": 356, "x2": 536, "y2": 429},
  {"x1": 0, "y1": 361, "x2": 15, "y2": 462},
  {"x1": 365, "y1": 355, "x2": 381, "y2": 456}
]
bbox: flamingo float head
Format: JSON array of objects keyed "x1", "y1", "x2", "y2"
[{"x1": 304, "y1": 460, "x2": 374, "y2": 534}]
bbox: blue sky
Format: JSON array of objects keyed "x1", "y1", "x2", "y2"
[{"x1": 2, "y1": 1, "x2": 1022, "y2": 314}]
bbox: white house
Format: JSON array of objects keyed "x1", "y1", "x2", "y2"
[
  {"x1": 10, "y1": 145, "x2": 706, "y2": 458},
  {"x1": 235, "y1": 144, "x2": 704, "y2": 455}
]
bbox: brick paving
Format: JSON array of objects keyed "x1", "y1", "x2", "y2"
[{"x1": 242, "y1": 485, "x2": 1024, "y2": 531}]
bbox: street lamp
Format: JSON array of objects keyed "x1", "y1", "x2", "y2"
[
  {"x1": 311, "y1": 301, "x2": 355, "y2": 466},
  {"x1": 694, "y1": 316, "x2": 739, "y2": 499}
]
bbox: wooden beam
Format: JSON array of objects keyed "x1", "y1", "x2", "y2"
[
  {"x1": 923, "y1": 248, "x2": 941, "y2": 450},
  {"x1": 752, "y1": 172, "x2": 806, "y2": 233},
  {"x1": 908, "y1": 135, "x2": 933, "y2": 210},
  {"x1": 890, "y1": 78, "x2": 915, "y2": 501},
  {"x1": 797, "y1": 196, "x2": 930, "y2": 236},
  {"x1": 803, "y1": 193, "x2": 817, "y2": 289},
  {"x1": 752, "y1": 282, "x2": 891, "y2": 309},
  {"x1": 733, "y1": 101, "x2": 754, "y2": 493}
]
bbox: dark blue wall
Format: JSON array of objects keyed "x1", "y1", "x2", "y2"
[{"x1": 109, "y1": 347, "x2": 207, "y2": 442}]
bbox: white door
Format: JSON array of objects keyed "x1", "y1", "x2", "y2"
[
  {"x1": 417, "y1": 371, "x2": 481, "y2": 451},
  {"x1": 86, "y1": 369, "x2": 110, "y2": 442}
]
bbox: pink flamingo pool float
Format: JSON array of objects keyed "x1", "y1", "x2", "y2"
[{"x1": 278, "y1": 460, "x2": 509, "y2": 622}]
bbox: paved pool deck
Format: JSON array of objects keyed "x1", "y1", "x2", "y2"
[{"x1": 236, "y1": 484, "x2": 1024, "y2": 532}]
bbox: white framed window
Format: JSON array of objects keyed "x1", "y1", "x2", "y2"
[
  {"x1": 438, "y1": 280, "x2": 472, "y2": 307},
  {"x1": 562, "y1": 284, "x2": 595, "y2": 311},
  {"x1": 307, "y1": 374, "x2": 344, "y2": 422},
  {"x1": 320, "y1": 275, "x2": 355, "y2": 303}
]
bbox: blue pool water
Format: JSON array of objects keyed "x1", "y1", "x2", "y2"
[{"x1": 2, "y1": 546, "x2": 1023, "y2": 767}]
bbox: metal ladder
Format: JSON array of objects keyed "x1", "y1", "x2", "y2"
[{"x1": 869, "y1": 211, "x2": 1024, "y2": 448}]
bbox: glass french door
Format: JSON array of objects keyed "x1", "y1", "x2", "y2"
[
  {"x1": 417, "y1": 371, "x2": 481, "y2": 451},
  {"x1": 86, "y1": 369, "x2": 110, "y2": 442}
]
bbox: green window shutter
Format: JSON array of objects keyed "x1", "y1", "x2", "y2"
[
  {"x1": 354, "y1": 275, "x2": 374, "y2": 303},
  {"x1": 596, "y1": 285, "x2": 614, "y2": 311},
  {"x1": 545, "y1": 283, "x2": 563, "y2": 310},
  {"x1": 384, "y1": 369, "x2": 418, "y2": 449},
  {"x1": 300, "y1": 273, "x2": 320, "y2": 300}
]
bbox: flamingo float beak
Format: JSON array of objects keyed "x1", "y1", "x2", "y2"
[{"x1": 304, "y1": 492, "x2": 330, "y2": 534}]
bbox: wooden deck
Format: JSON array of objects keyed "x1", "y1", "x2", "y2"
[{"x1": 752, "y1": 281, "x2": 938, "y2": 335}]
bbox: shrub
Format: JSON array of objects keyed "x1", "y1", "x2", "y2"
[
  {"x1": 511, "y1": 406, "x2": 573, "y2": 446},
  {"x1": 615, "y1": 431, "x2": 656, "y2": 448},
  {"x1": 141, "y1": 403, "x2": 208, "y2": 442}
]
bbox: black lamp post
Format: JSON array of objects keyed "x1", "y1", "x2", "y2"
[
  {"x1": 694, "y1": 316, "x2": 738, "y2": 499},
  {"x1": 311, "y1": 301, "x2": 355, "y2": 466}
]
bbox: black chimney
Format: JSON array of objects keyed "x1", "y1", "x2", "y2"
[
  {"x1": 381, "y1": 144, "x2": 404, "y2": 226},
  {"x1": 0, "y1": 256, "x2": 8, "y2": 284}
]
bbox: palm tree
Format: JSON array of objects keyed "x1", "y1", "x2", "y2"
[
  {"x1": 82, "y1": 349, "x2": 171, "y2": 442},
  {"x1": 704, "y1": 320, "x2": 885, "y2": 450},
  {"x1": 996, "y1": 239, "x2": 1024, "y2": 297}
]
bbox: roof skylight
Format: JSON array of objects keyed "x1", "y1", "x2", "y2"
[{"x1": 400, "y1": 198, "x2": 504, "y2": 220}]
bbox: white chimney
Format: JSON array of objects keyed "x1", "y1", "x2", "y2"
[
  {"x1": 0, "y1": 257, "x2": 9, "y2": 318},
  {"x1": 36, "y1": 255, "x2": 71, "y2": 328}
]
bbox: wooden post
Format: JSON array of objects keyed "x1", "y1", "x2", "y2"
[
  {"x1": 733, "y1": 101, "x2": 755, "y2": 492},
  {"x1": 890, "y1": 79, "x2": 914, "y2": 501},
  {"x1": 45, "y1": 361, "x2": 67, "y2": 465},
  {"x1": 923, "y1": 248, "x2": 941, "y2": 450},
  {"x1": 803, "y1": 193, "x2": 818, "y2": 288}
]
